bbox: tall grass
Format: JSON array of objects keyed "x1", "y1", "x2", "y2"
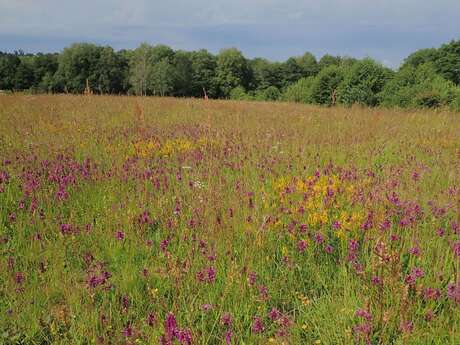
[{"x1": 0, "y1": 95, "x2": 459, "y2": 344}]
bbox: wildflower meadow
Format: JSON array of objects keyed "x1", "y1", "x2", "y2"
[{"x1": 0, "y1": 94, "x2": 459, "y2": 344}]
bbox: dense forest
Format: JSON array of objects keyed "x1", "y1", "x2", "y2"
[{"x1": 1, "y1": 39, "x2": 460, "y2": 110}]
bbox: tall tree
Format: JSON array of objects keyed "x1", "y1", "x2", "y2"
[
  {"x1": 215, "y1": 48, "x2": 251, "y2": 98},
  {"x1": 54, "y1": 43, "x2": 103, "y2": 93},
  {"x1": 190, "y1": 49, "x2": 217, "y2": 97},
  {"x1": 129, "y1": 43, "x2": 154, "y2": 96},
  {"x1": 151, "y1": 58, "x2": 174, "y2": 96}
]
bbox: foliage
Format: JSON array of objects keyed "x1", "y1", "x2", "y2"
[
  {"x1": 381, "y1": 63, "x2": 458, "y2": 108},
  {"x1": 1, "y1": 38, "x2": 460, "y2": 111},
  {"x1": 337, "y1": 58, "x2": 393, "y2": 107},
  {"x1": 281, "y1": 77, "x2": 315, "y2": 103},
  {"x1": 310, "y1": 65, "x2": 344, "y2": 106},
  {"x1": 215, "y1": 48, "x2": 251, "y2": 98}
]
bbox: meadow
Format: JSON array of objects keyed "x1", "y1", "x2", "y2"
[{"x1": 0, "y1": 95, "x2": 459, "y2": 344}]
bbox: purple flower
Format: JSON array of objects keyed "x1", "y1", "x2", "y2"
[
  {"x1": 314, "y1": 233, "x2": 324, "y2": 244},
  {"x1": 60, "y1": 223, "x2": 72, "y2": 235},
  {"x1": 115, "y1": 230, "x2": 125, "y2": 240},
  {"x1": 400, "y1": 320, "x2": 413, "y2": 333},
  {"x1": 207, "y1": 266, "x2": 216, "y2": 283},
  {"x1": 251, "y1": 316, "x2": 265, "y2": 334},
  {"x1": 248, "y1": 271, "x2": 257, "y2": 286},
  {"x1": 447, "y1": 281, "x2": 460, "y2": 304},
  {"x1": 452, "y1": 221, "x2": 459, "y2": 235},
  {"x1": 297, "y1": 240, "x2": 308, "y2": 253},
  {"x1": 147, "y1": 313, "x2": 156, "y2": 326},
  {"x1": 225, "y1": 330, "x2": 233, "y2": 345},
  {"x1": 201, "y1": 304, "x2": 213, "y2": 313},
  {"x1": 423, "y1": 287, "x2": 441, "y2": 301},
  {"x1": 436, "y1": 228, "x2": 445, "y2": 237},
  {"x1": 14, "y1": 272, "x2": 25, "y2": 285},
  {"x1": 409, "y1": 246, "x2": 421, "y2": 257},
  {"x1": 371, "y1": 276, "x2": 382, "y2": 286},
  {"x1": 324, "y1": 244, "x2": 334, "y2": 254},
  {"x1": 122, "y1": 325, "x2": 133, "y2": 337},
  {"x1": 164, "y1": 313, "x2": 178, "y2": 339},
  {"x1": 453, "y1": 241, "x2": 460, "y2": 257},
  {"x1": 268, "y1": 308, "x2": 281, "y2": 321},
  {"x1": 177, "y1": 329, "x2": 192, "y2": 345},
  {"x1": 355, "y1": 309, "x2": 372, "y2": 322},
  {"x1": 221, "y1": 313, "x2": 233, "y2": 327},
  {"x1": 412, "y1": 267, "x2": 425, "y2": 278}
]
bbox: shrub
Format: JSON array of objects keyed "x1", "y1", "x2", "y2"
[
  {"x1": 282, "y1": 77, "x2": 314, "y2": 103},
  {"x1": 310, "y1": 65, "x2": 344, "y2": 106},
  {"x1": 380, "y1": 62, "x2": 457, "y2": 109},
  {"x1": 229, "y1": 86, "x2": 252, "y2": 100},
  {"x1": 337, "y1": 58, "x2": 393, "y2": 107}
]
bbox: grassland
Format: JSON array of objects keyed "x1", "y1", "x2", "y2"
[{"x1": 0, "y1": 95, "x2": 459, "y2": 344}]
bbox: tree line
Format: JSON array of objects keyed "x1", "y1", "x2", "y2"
[{"x1": 1, "y1": 40, "x2": 460, "y2": 110}]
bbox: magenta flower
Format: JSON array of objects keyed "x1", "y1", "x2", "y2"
[
  {"x1": 447, "y1": 281, "x2": 460, "y2": 304},
  {"x1": 423, "y1": 287, "x2": 441, "y2": 301},
  {"x1": 436, "y1": 227, "x2": 445, "y2": 237},
  {"x1": 371, "y1": 276, "x2": 382, "y2": 286},
  {"x1": 297, "y1": 240, "x2": 308, "y2": 253},
  {"x1": 115, "y1": 230, "x2": 125, "y2": 240},
  {"x1": 268, "y1": 307, "x2": 281, "y2": 321},
  {"x1": 453, "y1": 241, "x2": 460, "y2": 257},
  {"x1": 409, "y1": 246, "x2": 421, "y2": 257},
  {"x1": 324, "y1": 244, "x2": 334, "y2": 254},
  {"x1": 251, "y1": 316, "x2": 265, "y2": 334},
  {"x1": 314, "y1": 233, "x2": 324, "y2": 244},
  {"x1": 221, "y1": 313, "x2": 233, "y2": 327},
  {"x1": 225, "y1": 330, "x2": 233, "y2": 345},
  {"x1": 201, "y1": 304, "x2": 213, "y2": 313},
  {"x1": 248, "y1": 271, "x2": 257, "y2": 286},
  {"x1": 355, "y1": 309, "x2": 372, "y2": 322},
  {"x1": 122, "y1": 325, "x2": 133, "y2": 337},
  {"x1": 14, "y1": 272, "x2": 25, "y2": 285},
  {"x1": 147, "y1": 313, "x2": 156, "y2": 326}
]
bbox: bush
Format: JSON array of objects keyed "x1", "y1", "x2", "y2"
[
  {"x1": 337, "y1": 58, "x2": 393, "y2": 107},
  {"x1": 310, "y1": 65, "x2": 344, "y2": 106},
  {"x1": 229, "y1": 86, "x2": 252, "y2": 101},
  {"x1": 282, "y1": 77, "x2": 314, "y2": 103},
  {"x1": 449, "y1": 89, "x2": 460, "y2": 111}
]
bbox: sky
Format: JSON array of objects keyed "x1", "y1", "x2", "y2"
[{"x1": 1, "y1": 0, "x2": 459, "y2": 68}]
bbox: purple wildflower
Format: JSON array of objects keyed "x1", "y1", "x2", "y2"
[
  {"x1": 251, "y1": 316, "x2": 265, "y2": 334},
  {"x1": 221, "y1": 313, "x2": 233, "y2": 327},
  {"x1": 115, "y1": 230, "x2": 125, "y2": 240}
]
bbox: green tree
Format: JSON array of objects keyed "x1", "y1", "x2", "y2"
[
  {"x1": 215, "y1": 48, "x2": 251, "y2": 98},
  {"x1": 95, "y1": 46, "x2": 127, "y2": 94},
  {"x1": 0, "y1": 52, "x2": 20, "y2": 90},
  {"x1": 171, "y1": 50, "x2": 193, "y2": 96},
  {"x1": 435, "y1": 40, "x2": 460, "y2": 85},
  {"x1": 318, "y1": 54, "x2": 342, "y2": 71},
  {"x1": 311, "y1": 65, "x2": 344, "y2": 106},
  {"x1": 380, "y1": 63, "x2": 456, "y2": 109},
  {"x1": 282, "y1": 77, "x2": 315, "y2": 103},
  {"x1": 129, "y1": 43, "x2": 154, "y2": 96},
  {"x1": 250, "y1": 58, "x2": 283, "y2": 91},
  {"x1": 151, "y1": 58, "x2": 174, "y2": 96},
  {"x1": 54, "y1": 43, "x2": 102, "y2": 93},
  {"x1": 401, "y1": 48, "x2": 438, "y2": 69},
  {"x1": 337, "y1": 58, "x2": 393, "y2": 107},
  {"x1": 296, "y1": 52, "x2": 319, "y2": 77},
  {"x1": 190, "y1": 49, "x2": 217, "y2": 98}
]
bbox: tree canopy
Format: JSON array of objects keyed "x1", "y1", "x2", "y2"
[{"x1": 1, "y1": 39, "x2": 460, "y2": 110}]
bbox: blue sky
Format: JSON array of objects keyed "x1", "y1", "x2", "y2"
[{"x1": 1, "y1": 0, "x2": 459, "y2": 68}]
